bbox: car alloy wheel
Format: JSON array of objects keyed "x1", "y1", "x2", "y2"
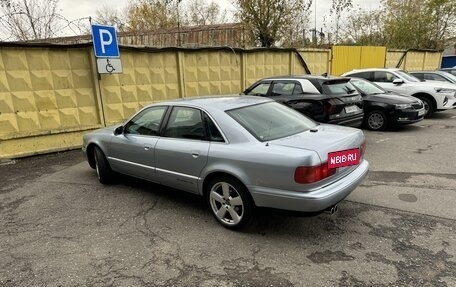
[
  {"x1": 366, "y1": 111, "x2": 387, "y2": 131},
  {"x1": 207, "y1": 176, "x2": 253, "y2": 229}
]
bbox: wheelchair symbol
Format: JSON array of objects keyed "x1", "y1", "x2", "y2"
[{"x1": 105, "y1": 59, "x2": 115, "y2": 74}]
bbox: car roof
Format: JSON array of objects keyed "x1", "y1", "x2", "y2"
[
  {"x1": 261, "y1": 75, "x2": 348, "y2": 81},
  {"x1": 409, "y1": 70, "x2": 442, "y2": 73},
  {"x1": 149, "y1": 95, "x2": 272, "y2": 111},
  {"x1": 344, "y1": 68, "x2": 401, "y2": 73}
]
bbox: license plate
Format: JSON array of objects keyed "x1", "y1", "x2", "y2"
[
  {"x1": 328, "y1": 148, "x2": 360, "y2": 169},
  {"x1": 418, "y1": 109, "x2": 425, "y2": 116},
  {"x1": 345, "y1": 106, "x2": 358, "y2": 113}
]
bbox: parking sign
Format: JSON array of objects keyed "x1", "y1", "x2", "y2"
[{"x1": 91, "y1": 25, "x2": 120, "y2": 58}]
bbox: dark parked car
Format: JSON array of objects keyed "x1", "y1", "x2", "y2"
[
  {"x1": 242, "y1": 76, "x2": 364, "y2": 127},
  {"x1": 350, "y1": 78, "x2": 425, "y2": 130}
]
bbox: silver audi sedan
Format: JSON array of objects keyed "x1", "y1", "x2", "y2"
[{"x1": 82, "y1": 96, "x2": 369, "y2": 229}]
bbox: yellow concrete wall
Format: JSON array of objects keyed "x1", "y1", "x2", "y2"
[
  {"x1": 385, "y1": 50, "x2": 443, "y2": 71},
  {"x1": 297, "y1": 49, "x2": 331, "y2": 75},
  {"x1": 183, "y1": 50, "x2": 242, "y2": 98},
  {"x1": 331, "y1": 46, "x2": 387, "y2": 75},
  {"x1": 385, "y1": 50, "x2": 405, "y2": 69},
  {"x1": 0, "y1": 45, "x2": 442, "y2": 159},
  {"x1": 100, "y1": 51, "x2": 181, "y2": 125},
  {"x1": 0, "y1": 47, "x2": 101, "y2": 159},
  {"x1": 1, "y1": 46, "x2": 314, "y2": 159}
]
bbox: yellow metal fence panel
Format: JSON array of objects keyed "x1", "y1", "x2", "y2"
[
  {"x1": 331, "y1": 46, "x2": 362, "y2": 75},
  {"x1": 359, "y1": 46, "x2": 386, "y2": 69},
  {"x1": 0, "y1": 47, "x2": 100, "y2": 141},
  {"x1": 331, "y1": 46, "x2": 386, "y2": 75}
]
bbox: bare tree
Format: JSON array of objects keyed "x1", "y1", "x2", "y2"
[
  {"x1": 235, "y1": 0, "x2": 312, "y2": 47},
  {"x1": 94, "y1": 5, "x2": 127, "y2": 32},
  {"x1": 0, "y1": 0, "x2": 67, "y2": 40},
  {"x1": 183, "y1": 0, "x2": 226, "y2": 26},
  {"x1": 330, "y1": 0, "x2": 352, "y2": 43}
]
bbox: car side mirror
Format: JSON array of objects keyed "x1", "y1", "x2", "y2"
[
  {"x1": 393, "y1": 79, "x2": 404, "y2": 85},
  {"x1": 114, "y1": 126, "x2": 124, "y2": 135}
]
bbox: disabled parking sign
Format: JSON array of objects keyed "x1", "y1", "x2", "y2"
[{"x1": 91, "y1": 24, "x2": 120, "y2": 58}]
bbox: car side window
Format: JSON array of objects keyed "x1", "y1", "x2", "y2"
[
  {"x1": 246, "y1": 83, "x2": 271, "y2": 96},
  {"x1": 163, "y1": 107, "x2": 205, "y2": 140},
  {"x1": 413, "y1": 73, "x2": 424, "y2": 80},
  {"x1": 425, "y1": 74, "x2": 446, "y2": 82},
  {"x1": 349, "y1": 72, "x2": 372, "y2": 81},
  {"x1": 373, "y1": 71, "x2": 397, "y2": 82},
  {"x1": 203, "y1": 114, "x2": 224, "y2": 142},
  {"x1": 271, "y1": 82, "x2": 295, "y2": 96},
  {"x1": 293, "y1": 83, "x2": 303, "y2": 94},
  {"x1": 124, "y1": 106, "x2": 167, "y2": 136}
]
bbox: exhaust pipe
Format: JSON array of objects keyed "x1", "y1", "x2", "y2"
[{"x1": 326, "y1": 204, "x2": 339, "y2": 215}]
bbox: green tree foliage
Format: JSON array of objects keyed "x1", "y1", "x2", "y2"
[
  {"x1": 383, "y1": 0, "x2": 456, "y2": 49},
  {"x1": 235, "y1": 0, "x2": 312, "y2": 47},
  {"x1": 341, "y1": 8, "x2": 387, "y2": 46},
  {"x1": 126, "y1": 0, "x2": 178, "y2": 31}
]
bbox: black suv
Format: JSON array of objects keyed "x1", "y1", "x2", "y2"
[{"x1": 243, "y1": 75, "x2": 364, "y2": 127}]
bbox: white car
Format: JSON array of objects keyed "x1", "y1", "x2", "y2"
[{"x1": 342, "y1": 68, "x2": 456, "y2": 117}]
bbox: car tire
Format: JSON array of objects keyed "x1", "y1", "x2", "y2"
[
  {"x1": 418, "y1": 97, "x2": 435, "y2": 118},
  {"x1": 365, "y1": 110, "x2": 388, "y2": 131},
  {"x1": 206, "y1": 176, "x2": 254, "y2": 229},
  {"x1": 94, "y1": 146, "x2": 114, "y2": 184}
]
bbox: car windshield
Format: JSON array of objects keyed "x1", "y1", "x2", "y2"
[
  {"x1": 442, "y1": 71, "x2": 456, "y2": 82},
  {"x1": 396, "y1": 70, "x2": 420, "y2": 82},
  {"x1": 320, "y1": 81, "x2": 358, "y2": 95},
  {"x1": 351, "y1": 79, "x2": 385, "y2": 95},
  {"x1": 226, "y1": 102, "x2": 317, "y2": 142}
]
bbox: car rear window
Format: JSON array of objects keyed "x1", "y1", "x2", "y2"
[
  {"x1": 226, "y1": 102, "x2": 317, "y2": 142},
  {"x1": 321, "y1": 81, "x2": 358, "y2": 95}
]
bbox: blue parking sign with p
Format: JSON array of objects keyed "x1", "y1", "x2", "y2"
[{"x1": 91, "y1": 25, "x2": 120, "y2": 58}]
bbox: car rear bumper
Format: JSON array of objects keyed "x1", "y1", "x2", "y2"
[
  {"x1": 327, "y1": 113, "x2": 364, "y2": 128},
  {"x1": 248, "y1": 160, "x2": 369, "y2": 213}
]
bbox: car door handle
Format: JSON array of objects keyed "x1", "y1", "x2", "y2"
[
  {"x1": 144, "y1": 144, "x2": 152, "y2": 151},
  {"x1": 191, "y1": 151, "x2": 199, "y2": 158}
]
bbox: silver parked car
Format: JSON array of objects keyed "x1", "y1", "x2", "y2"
[{"x1": 82, "y1": 96, "x2": 369, "y2": 229}]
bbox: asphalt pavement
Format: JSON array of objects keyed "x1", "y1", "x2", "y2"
[{"x1": 1, "y1": 109, "x2": 456, "y2": 287}]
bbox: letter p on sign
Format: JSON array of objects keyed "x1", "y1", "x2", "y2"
[{"x1": 91, "y1": 24, "x2": 120, "y2": 58}]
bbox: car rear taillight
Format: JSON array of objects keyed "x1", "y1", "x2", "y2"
[
  {"x1": 323, "y1": 99, "x2": 344, "y2": 115},
  {"x1": 360, "y1": 140, "x2": 367, "y2": 158},
  {"x1": 294, "y1": 163, "x2": 336, "y2": 184}
]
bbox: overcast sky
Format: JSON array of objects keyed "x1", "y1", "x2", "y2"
[{"x1": 58, "y1": 0, "x2": 382, "y2": 36}]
